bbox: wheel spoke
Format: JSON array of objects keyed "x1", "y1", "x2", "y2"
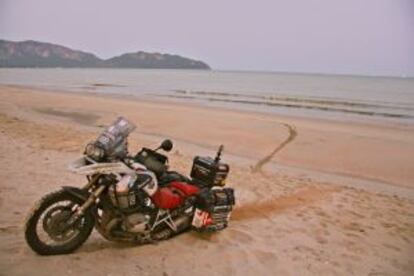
[{"x1": 35, "y1": 200, "x2": 85, "y2": 246}]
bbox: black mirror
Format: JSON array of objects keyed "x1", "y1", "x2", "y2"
[{"x1": 159, "y1": 139, "x2": 173, "y2": 152}]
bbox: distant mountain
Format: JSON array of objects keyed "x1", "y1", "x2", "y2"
[
  {"x1": 0, "y1": 39, "x2": 210, "y2": 70},
  {"x1": 0, "y1": 40, "x2": 101, "y2": 68},
  {"x1": 105, "y1": 51, "x2": 210, "y2": 69}
]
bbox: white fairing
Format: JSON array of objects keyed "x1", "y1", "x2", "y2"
[
  {"x1": 68, "y1": 156, "x2": 135, "y2": 175},
  {"x1": 130, "y1": 161, "x2": 159, "y2": 196},
  {"x1": 68, "y1": 157, "x2": 158, "y2": 196}
]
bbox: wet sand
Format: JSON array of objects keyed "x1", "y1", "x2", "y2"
[{"x1": 0, "y1": 85, "x2": 413, "y2": 275}]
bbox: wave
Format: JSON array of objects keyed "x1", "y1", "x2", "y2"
[
  {"x1": 171, "y1": 90, "x2": 414, "y2": 111},
  {"x1": 161, "y1": 93, "x2": 414, "y2": 119}
]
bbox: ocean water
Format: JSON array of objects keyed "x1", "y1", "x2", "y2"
[{"x1": 1, "y1": 68, "x2": 413, "y2": 124}]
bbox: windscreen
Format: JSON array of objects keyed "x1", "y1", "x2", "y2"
[
  {"x1": 102, "y1": 117, "x2": 136, "y2": 140},
  {"x1": 96, "y1": 116, "x2": 136, "y2": 157}
]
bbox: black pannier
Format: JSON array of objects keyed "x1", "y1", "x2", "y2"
[
  {"x1": 190, "y1": 156, "x2": 229, "y2": 187},
  {"x1": 192, "y1": 188, "x2": 235, "y2": 232},
  {"x1": 196, "y1": 188, "x2": 235, "y2": 212}
]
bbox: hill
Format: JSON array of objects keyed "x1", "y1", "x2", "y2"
[{"x1": 0, "y1": 39, "x2": 210, "y2": 69}]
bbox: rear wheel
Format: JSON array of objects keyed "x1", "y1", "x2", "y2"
[{"x1": 25, "y1": 190, "x2": 95, "y2": 255}]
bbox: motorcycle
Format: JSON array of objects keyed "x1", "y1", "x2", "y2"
[{"x1": 24, "y1": 117, "x2": 235, "y2": 255}]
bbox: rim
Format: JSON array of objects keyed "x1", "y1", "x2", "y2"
[{"x1": 35, "y1": 200, "x2": 86, "y2": 246}]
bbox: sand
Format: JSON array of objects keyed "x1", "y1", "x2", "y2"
[{"x1": 0, "y1": 85, "x2": 413, "y2": 275}]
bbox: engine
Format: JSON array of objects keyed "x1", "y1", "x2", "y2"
[
  {"x1": 122, "y1": 213, "x2": 151, "y2": 233},
  {"x1": 108, "y1": 175, "x2": 150, "y2": 211},
  {"x1": 106, "y1": 173, "x2": 157, "y2": 234}
]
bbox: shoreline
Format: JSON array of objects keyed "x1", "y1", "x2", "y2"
[
  {"x1": 1, "y1": 84, "x2": 414, "y2": 191},
  {"x1": 4, "y1": 83, "x2": 414, "y2": 129}
]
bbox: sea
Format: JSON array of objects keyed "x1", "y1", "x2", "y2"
[{"x1": 1, "y1": 68, "x2": 413, "y2": 124}]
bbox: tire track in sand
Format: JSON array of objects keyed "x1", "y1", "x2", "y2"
[
  {"x1": 252, "y1": 122, "x2": 297, "y2": 172},
  {"x1": 232, "y1": 185, "x2": 340, "y2": 221},
  {"x1": 234, "y1": 122, "x2": 327, "y2": 222}
]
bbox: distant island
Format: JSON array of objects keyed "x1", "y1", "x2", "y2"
[{"x1": 0, "y1": 39, "x2": 210, "y2": 69}]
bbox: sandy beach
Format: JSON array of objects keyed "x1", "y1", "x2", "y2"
[{"x1": 0, "y1": 85, "x2": 413, "y2": 275}]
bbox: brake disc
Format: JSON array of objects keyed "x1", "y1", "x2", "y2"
[{"x1": 43, "y1": 206, "x2": 79, "y2": 242}]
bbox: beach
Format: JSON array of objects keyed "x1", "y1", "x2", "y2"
[{"x1": 0, "y1": 84, "x2": 413, "y2": 275}]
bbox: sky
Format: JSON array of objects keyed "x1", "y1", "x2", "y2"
[{"x1": 0, "y1": 0, "x2": 413, "y2": 76}]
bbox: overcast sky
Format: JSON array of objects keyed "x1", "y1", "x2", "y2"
[{"x1": 1, "y1": 0, "x2": 413, "y2": 76}]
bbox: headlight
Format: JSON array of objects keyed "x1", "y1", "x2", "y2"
[{"x1": 85, "y1": 143, "x2": 105, "y2": 161}]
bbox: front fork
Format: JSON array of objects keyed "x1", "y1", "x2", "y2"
[{"x1": 66, "y1": 175, "x2": 106, "y2": 226}]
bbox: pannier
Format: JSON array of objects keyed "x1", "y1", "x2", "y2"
[
  {"x1": 190, "y1": 156, "x2": 229, "y2": 187},
  {"x1": 192, "y1": 188, "x2": 235, "y2": 232}
]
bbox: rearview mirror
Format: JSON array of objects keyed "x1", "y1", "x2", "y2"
[{"x1": 159, "y1": 139, "x2": 173, "y2": 152}]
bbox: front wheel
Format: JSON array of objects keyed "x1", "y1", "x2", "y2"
[{"x1": 25, "y1": 190, "x2": 95, "y2": 255}]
